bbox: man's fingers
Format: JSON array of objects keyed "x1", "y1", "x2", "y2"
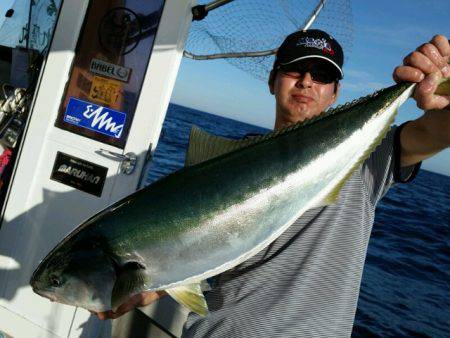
[
  {"x1": 96, "y1": 309, "x2": 125, "y2": 320},
  {"x1": 414, "y1": 73, "x2": 450, "y2": 110},
  {"x1": 393, "y1": 65, "x2": 425, "y2": 83},
  {"x1": 96, "y1": 312, "x2": 108, "y2": 321},
  {"x1": 394, "y1": 35, "x2": 450, "y2": 84},
  {"x1": 429, "y1": 35, "x2": 450, "y2": 61},
  {"x1": 415, "y1": 92, "x2": 450, "y2": 111},
  {"x1": 404, "y1": 51, "x2": 442, "y2": 75},
  {"x1": 94, "y1": 291, "x2": 165, "y2": 321},
  {"x1": 107, "y1": 310, "x2": 124, "y2": 320},
  {"x1": 115, "y1": 294, "x2": 144, "y2": 314},
  {"x1": 428, "y1": 35, "x2": 450, "y2": 77},
  {"x1": 417, "y1": 43, "x2": 449, "y2": 75},
  {"x1": 394, "y1": 35, "x2": 450, "y2": 109}
]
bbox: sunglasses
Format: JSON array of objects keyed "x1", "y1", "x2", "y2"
[{"x1": 277, "y1": 63, "x2": 339, "y2": 84}]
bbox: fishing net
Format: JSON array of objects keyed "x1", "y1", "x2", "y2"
[{"x1": 185, "y1": 0, "x2": 353, "y2": 81}]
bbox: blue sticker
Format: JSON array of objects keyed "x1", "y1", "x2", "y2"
[{"x1": 64, "y1": 97, "x2": 126, "y2": 139}]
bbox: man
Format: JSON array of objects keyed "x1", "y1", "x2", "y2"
[{"x1": 98, "y1": 30, "x2": 450, "y2": 337}]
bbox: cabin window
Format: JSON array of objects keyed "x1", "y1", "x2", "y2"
[
  {"x1": 0, "y1": 0, "x2": 61, "y2": 87},
  {"x1": 0, "y1": 0, "x2": 62, "y2": 205},
  {"x1": 54, "y1": 0, "x2": 166, "y2": 148}
]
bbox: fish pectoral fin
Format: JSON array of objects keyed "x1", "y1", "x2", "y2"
[
  {"x1": 165, "y1": 283, "x2": 209, "y2": 317},
  {"x1": 111, "y1": 262, "x2": 151, "y2": 311}
]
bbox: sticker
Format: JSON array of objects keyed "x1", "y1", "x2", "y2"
[
  {"x1": 51, "y1": 152, "x2": 108, "y2": 197},
  {"x1": 98, "y1": 7, "x2": 142, "y2": 55},
  {"x1": 76, "y1": 72, "x2": 92, "y2": 93},
  {"x1": 90, "y1": 58, "x2": 131, "y2": 82},
  {"x1": 89, "y1": 76, "x2": 121, "y2": 105},
  {"x1": 64, "y1": 97, "x2": 126, "y2": 139}
]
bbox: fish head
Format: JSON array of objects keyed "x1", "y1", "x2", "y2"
[{"x1": 30, "y1": 236, "x2": 117, "y2": 312}]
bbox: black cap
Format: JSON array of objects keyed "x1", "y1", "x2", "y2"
[{"x1": 275, "y1": 29, "x2": 344, "y2": 79}]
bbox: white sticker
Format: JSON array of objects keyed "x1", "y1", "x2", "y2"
[{"x1": 90, "y1": 58, "x2": 131, "y2": 83}]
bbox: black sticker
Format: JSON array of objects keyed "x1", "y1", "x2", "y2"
[
  {"x1": 98, "y1": 7, "x2": 142, "y2": 55},
  {"x1": 51, "y1": 152, "x2": 108, "y2": 197}
]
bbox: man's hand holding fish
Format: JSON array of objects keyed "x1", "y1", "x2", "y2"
[{"x1": 393, "y1": 34, "x2": 450, "y2": 168}]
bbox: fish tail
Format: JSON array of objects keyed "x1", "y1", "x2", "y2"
[{"x1": 435, "y1": 76, "x2": 450, "y2": 96}]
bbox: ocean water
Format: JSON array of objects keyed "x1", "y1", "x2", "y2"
[{"x1": 146, "y1": 103, "x2": 450, "y2": 337}]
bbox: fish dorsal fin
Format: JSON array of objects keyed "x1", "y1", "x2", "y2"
[
  {"x1": 184, "y1": 88, "x2": 397, "y2": 167},
  {"x1": 186, "y1": 77, "x2": 450, "y2": 167},
  {"x1": 165, "y1": 283, "x2": 209, "y2": 317},
  {"x1": 111, "y1": 261, "x2": 151, "y2": 311},
  {"x1": 185, "y1": 126, "x2": 263, "y2": 166}
]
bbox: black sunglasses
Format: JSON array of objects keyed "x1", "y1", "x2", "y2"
[{"x1": 277, "y1": 62, "x2": 339, "y2": 84}]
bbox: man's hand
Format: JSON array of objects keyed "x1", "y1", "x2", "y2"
[
  {"x1": 392, "y1": 35, "x2": 450, "y2": 168},
  {"x1": 95, "y1": 290, "x2": 167, "y2": 320},
  {"x1": 393, "y1": 34, "x2": 450, "y2": 110}
]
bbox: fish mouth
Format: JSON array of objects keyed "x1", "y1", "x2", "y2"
[
  {"x1": 30, "y1": 268, "x2": 41, "y2": 286},
  {"x1": 32, "y1": 286, "x2": 58, "y2": 302}
]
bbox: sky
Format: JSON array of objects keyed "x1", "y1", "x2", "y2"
[
  {"x1": 0, "y1": 0, "x2": 14, "y2": 23},
  {"x1": 170, "y1": 0, "x2": 450, "y2": 176},
  {"x1": 0, "y1": 0, "x2": 449, "y2": 175}
]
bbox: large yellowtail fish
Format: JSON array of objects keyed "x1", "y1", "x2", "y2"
[{"x1": 30, "y1": 79, "x2": 450, "y2": 316}]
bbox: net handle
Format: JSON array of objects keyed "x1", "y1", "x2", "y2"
[
  {"x1": 192, "y1": 0, "x2": 235, "y2": 21},
  {"x1": 185, "y1": 0, "x2": 326, "y2": 60},
  {"x1": 184, "y1": 48, "x2": 279, "y2": 60},
  {"x1": 303, "y1": 0, "x2": 326, "y2": 30}
]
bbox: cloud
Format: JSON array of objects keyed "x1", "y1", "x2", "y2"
[
  {"x1": 342, "y1": 68, "x2": 389, "y2": 93},
  {"x1": 359, "y1": 25, "x2": 435, "y2": 50},
  {"x1": 345, "y1": 69, "x2": 374, "y2": 79},
  {"x1": 343, "y1": 81, "x2": 387, "y2": 93}
]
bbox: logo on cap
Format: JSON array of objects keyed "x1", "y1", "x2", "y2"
[{"x1": 297, "y1": 37, "x2": 335, "y2": 55}]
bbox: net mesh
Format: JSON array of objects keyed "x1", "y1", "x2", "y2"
[{"x1": 185, "y1": 0, "x2": 353, "y2": 81}]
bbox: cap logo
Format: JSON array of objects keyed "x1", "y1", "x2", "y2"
[{"x1": 297, "y1": 37, "x2": 335, "y2": 55}]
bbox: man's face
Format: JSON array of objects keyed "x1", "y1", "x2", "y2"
[{"x1": 269, "y1": 59, "x2": 340, "y2": 129}]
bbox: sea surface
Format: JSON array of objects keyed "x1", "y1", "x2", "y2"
[{"x1": 146, "y1": 103, "x2": 450, "y2": 338}]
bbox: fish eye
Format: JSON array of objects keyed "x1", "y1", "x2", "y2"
[{"x1": 49, "y1": 275, "x2": 62, "y2": 287}]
